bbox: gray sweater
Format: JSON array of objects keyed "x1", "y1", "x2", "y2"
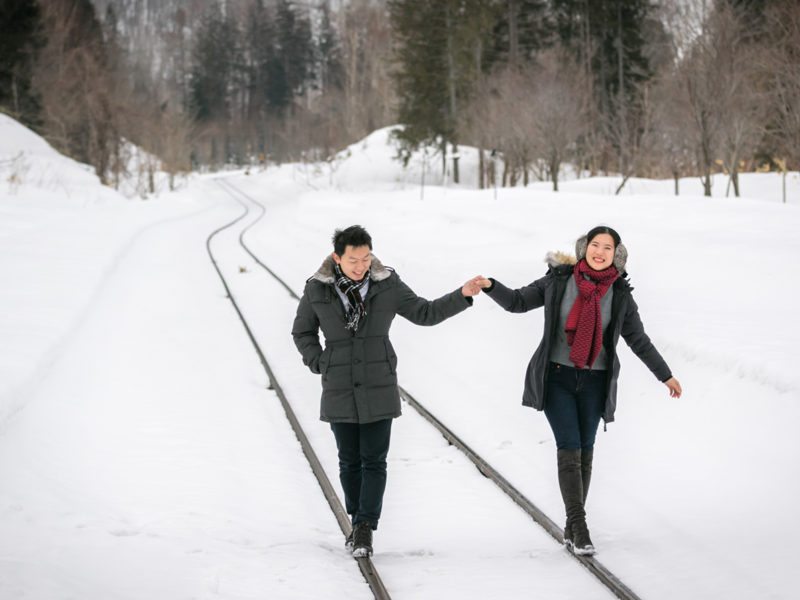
[{"x1": 550, "y1": 276, "x2": 613, "y2": 370}]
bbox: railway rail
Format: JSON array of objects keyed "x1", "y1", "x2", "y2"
[{"x1": 206, "y1": 182, "x2": 391, "y2": 600}]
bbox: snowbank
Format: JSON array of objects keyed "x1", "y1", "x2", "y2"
[
  {"x1": 302, "y1": 124, "x2": 799, "y2": 205},
  {"x1": 0, "y1": 114, "x2": 123, "y2": 204}
]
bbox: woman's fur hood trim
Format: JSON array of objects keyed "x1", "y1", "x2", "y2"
[
  {"x1": 545, "y1": 251, "x2": 577, "y2": 268},
  {"x1": 546, "y1": 235, "x2": 628, "y2": 273},
  {"x1": 310, "y1": 254, "x2": 393, "y2": 284}
]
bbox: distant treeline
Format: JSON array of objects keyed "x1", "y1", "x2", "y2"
[{"x1": 2, "y1": 0, "x2": 799, "y2": 196}]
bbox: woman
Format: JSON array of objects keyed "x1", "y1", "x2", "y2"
[{"x1": 475, "y1": 225, "x2": 681, "y2": 556}]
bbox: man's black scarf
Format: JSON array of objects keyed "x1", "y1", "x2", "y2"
[{"x1": 333, "y1": 263, "x2": 369, "y2": 332}]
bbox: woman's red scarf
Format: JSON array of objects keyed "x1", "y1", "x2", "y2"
[{"x1": 565, "y1": 259, "x2": 620, "y2": 369}]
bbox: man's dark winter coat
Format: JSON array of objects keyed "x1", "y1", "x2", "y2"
[
  {"x1": 485, "y1": 253, "x2": 672, "y2": 423},
  {"x1": 292, "y1": 255, "x2": 472, "y2": 424}
]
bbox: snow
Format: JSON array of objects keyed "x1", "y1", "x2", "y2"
[{"x1": 1, "y1": 114, "x2": 799, "y2": 599}]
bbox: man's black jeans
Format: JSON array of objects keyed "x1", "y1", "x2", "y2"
[{"x1": 330, "y1": 418, "x2": 392, "y2": 529}]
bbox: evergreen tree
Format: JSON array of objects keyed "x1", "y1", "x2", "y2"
[
  {"x1": 389, "y1": 0, "x2": 494, "y2": 180},
  {"x1": 490, "y1": 0, "x2": 553, "y2": 68},
  {"x1": 550, "y1": 0, "x2": 658, "y2": 174},
  {"x1": 275, "y1": 0, "x2": 315, "y2": 99},
  {"x1": 552, "y1": 0, "x2": 654, "y2": 106},
  {"x1": 189, "y1": 6, "x2": 242, "y2": 122},
  {"x1": 245, "y1": 0, "x2": 282, "y2": 115},
  {"x1": 252, "y1": 1, "x2": 292, "y2": 113},
  {"x1": 0, "y1": 0, "x2": 44, "y2": 127},
  {"x1": 389, "y1": 0, "x2": 449, "y2": 152},
  {"x1": 317, "y1": 1, "x2": 344, "y2": 93}
]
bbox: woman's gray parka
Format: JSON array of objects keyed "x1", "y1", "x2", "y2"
[
  {"x1": 292, "y1": 255, "x2": 472, "y2": 424},
  {"x1": 486, "y1": 253, "x2": 672, "y2": 423}
]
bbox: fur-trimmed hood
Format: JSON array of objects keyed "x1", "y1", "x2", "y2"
[
  {"x1": 310, "y1": 254, "x2": 393, "y2": 284},
  {"x1": 545, "y1": 236, "x2": 628, "y2": 272},
  {"x1": 545, "y1": 250, "x2": 578, "y2": 269}
]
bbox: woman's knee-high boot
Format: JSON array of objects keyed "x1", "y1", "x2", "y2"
[
  {"x1": 558, "y1": 449, "x2": 595, "y2": 556},
  {"x1": 581, "y1": 448, "x2": 593, "y2": 504},
  {"x1": 563, "y1": 448, "x2": 594, "y2": 547}
]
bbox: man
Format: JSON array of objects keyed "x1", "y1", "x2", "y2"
[{"x1": 292, "y1": 225, "x2": 482, "y2": 558}]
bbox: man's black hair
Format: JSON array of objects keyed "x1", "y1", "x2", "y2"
[{"x1": 332, "y1": 225, "x2": 372, "y2": 256}]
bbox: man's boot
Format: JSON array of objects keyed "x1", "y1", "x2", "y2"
[{"x1": 352, "y1": 521, "x2": 374, "y2": 558}]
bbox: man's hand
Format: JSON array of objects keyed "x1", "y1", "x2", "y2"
[{"x1": 461, "y1": 275, "x2": 486, "y2": 297}]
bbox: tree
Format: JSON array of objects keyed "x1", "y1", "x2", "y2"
[
  {"x1": 763, "y1": 1, "x2": 800, "y2": 173},
  {"x1": 551, "y1": 0, "x2": 659, "y2": 176},
  {"x1": 530, "y1": 51, "x2": 589, "y2": 191},
  {"x1": 467, "y1": 50, "x2": 587, "y2": 191},
  {"x1": 337, "y1": 0, "x2": 394, "y2": 143},
  {"x1": 0, "y1": 0, "x2": 44, "y2": 127},
  {"x1": 679, "y1": 1, "x2": 756, "y2": 196},
  {"x1": 275, "y1": 0, "x2": 315, "y2": 100},
  {"x1": 490, "y1": 0, "x2": 552, "y2": 68},
  {"x1": 189, "y1": 6, "x2": 242, "y2": 123},
  {"x1": 389, "y1": 0, "x2": 494, "y2": 183},
  {"x1": 317, "y1": 1, "x2": 344, "y2": 93},
  {"x1": 32, "y1": 0, "x2": 119, "y2": 183},
  {"x1": 648, "y1": 69, "x2": 694, "y2": 195},
  {"x1": 389, "y1": 0, "x2": 450, "y2": 167}
]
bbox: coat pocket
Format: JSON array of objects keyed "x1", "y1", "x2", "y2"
[
  {"x1": 319, "y1": 346, "x2": 333, "y2": 377},
  {"x1": 384, "y1": 338, "x2": 398, "y2": 374}
]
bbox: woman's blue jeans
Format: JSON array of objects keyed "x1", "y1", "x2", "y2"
[{"x1": 544, "y1": 363, "x2": 607, "y2": 450}]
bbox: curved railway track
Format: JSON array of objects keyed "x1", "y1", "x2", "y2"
[
  {"x1": 205, "y1": 184, "x2": 391, "y2": 600},
  {"x1": 213, "y1": 177, "x2": 642, "y2": 600}
]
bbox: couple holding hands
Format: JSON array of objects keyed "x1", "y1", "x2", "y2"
[{"x1": 292, "y1": 224, "x2": 681, "y2": 559}]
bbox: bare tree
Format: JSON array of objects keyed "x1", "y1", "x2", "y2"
[
  {"x1": 712, "y1": 7, "x2": 767, "y2": 197},
  {"x1": 528, "y1": 52, "x2": 589, "y2": 191},
  {"x1": 157, "y1": 105, "x2": 194, "y2": 191},
  {"x1": 461, "y1": 74, "x2": 498, "y2": 190},
  {"x1": 461, "y1": 53, "x2": 587, "y2": 192},
  {"x1": 764, "y1": 1, "x2": 800, "y2": 174},
  {"x1": 337, "y1": 0, "x2": 394, "y2": 145},
  {"x1": 677, "y1": 3, "x2": 747, "y2": 196},
  {"x1": 481, "y1": 67, "x2": 536, "y2": 187},
  {"x1": 648, "y1": 68, "x2": 694, "y2": 195},
  {"x1": 31, "y1": 0, "x2": 129, "y2": 185},
  {"x1": 601, "y1": 79, "x2": 656, "y2": 195}
]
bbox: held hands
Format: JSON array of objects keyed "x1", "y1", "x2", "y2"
[
  {"x1": 461, "y1": 276, "x2": 484, "y2": 297},
  {"x1": 461, "y1": 275, "x2": 494, "y2": 297},
  {"x1": 664, "y1": 377, "x2": 682, "y2": 398}
]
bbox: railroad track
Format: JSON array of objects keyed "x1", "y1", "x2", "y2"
[
  {"x1": 206, "y1": 182, "x2": 391, "y2": 600},
  {"x1": 213, "y1": 176, "x2": 642, "y2": 600}
]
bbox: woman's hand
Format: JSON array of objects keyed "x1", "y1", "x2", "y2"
[
  {"x1": 461, "y1": 276, "x2": 493, "y2": 296},
  {"x1": 664, "y1": 377, "x2": 682, "y2": 398},
  {"x1": 461, "y1": 276, "x2": 486, "y2": 297}
]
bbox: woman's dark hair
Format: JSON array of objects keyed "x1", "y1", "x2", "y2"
[
  {"x1": 586, "y1": 225, "x2": 621, "y2": 248},
  {"x1": 332, "y1": 225, "x2": 373, "y2": 256}
]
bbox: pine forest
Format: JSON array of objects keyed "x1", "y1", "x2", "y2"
[{"x1": 2, "y1": 0, "x2": 799, "y2": 196}]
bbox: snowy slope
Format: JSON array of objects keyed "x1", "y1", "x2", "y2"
[{"x1": 0, "y1": 114, "x2": 123, "y2": 205}]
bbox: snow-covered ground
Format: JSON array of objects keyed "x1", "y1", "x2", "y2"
[{"x1": 1, "y1": 117, "x2": 798, "y2": 599}]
